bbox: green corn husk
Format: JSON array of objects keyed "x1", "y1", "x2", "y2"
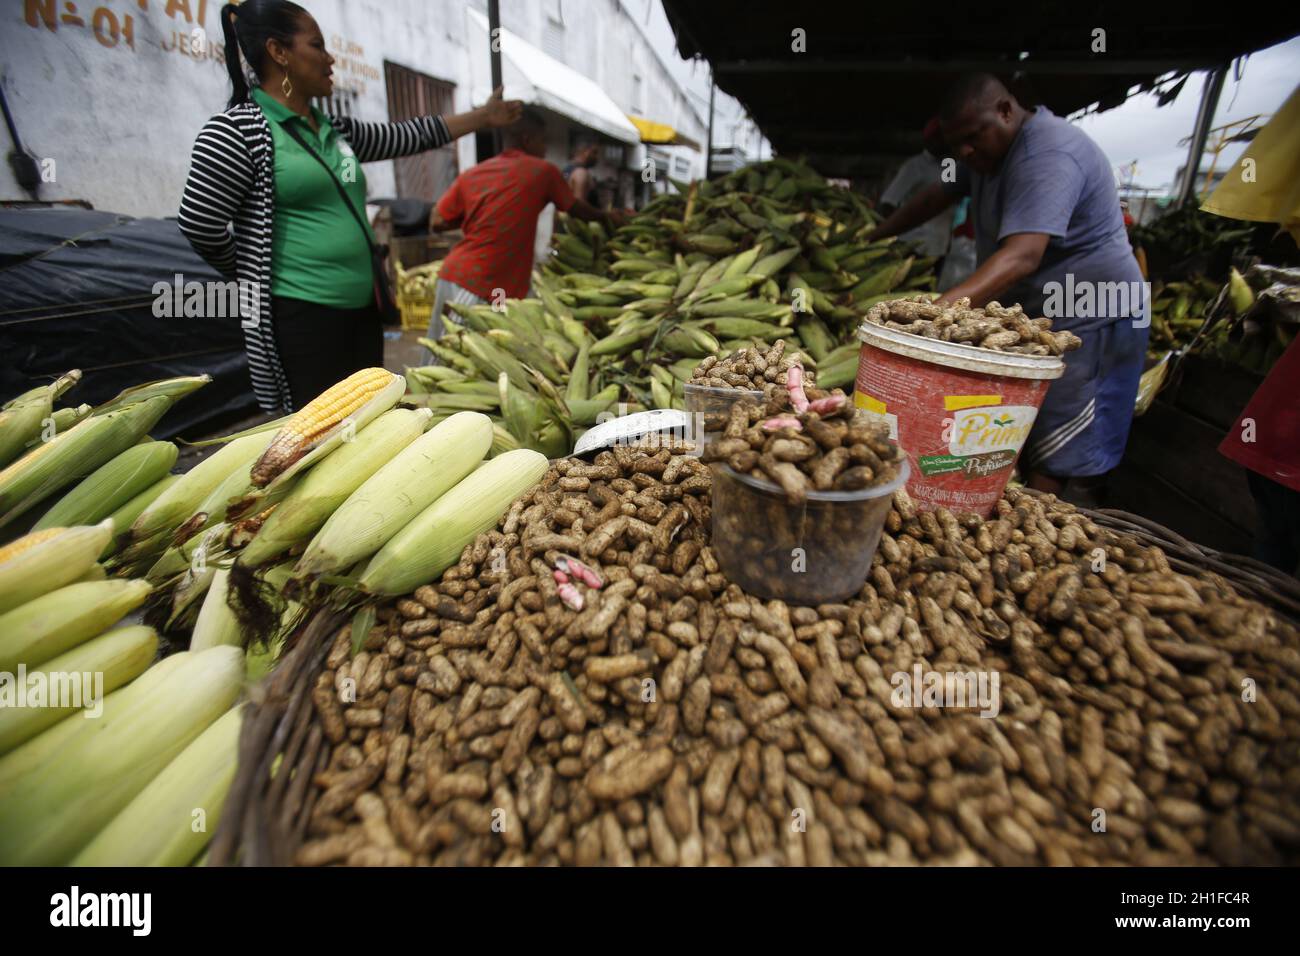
[
  {"x1": 90, "y1": 374, "x2": 211, "y2": 416},
  {"x1": 0, "y1": 396, "x2": 171, "y2": 529},
  {"x1": 40, "y1": 403, "x2": 93, "y2": 440},
  {"x1": 169, "y1": 562, "x2": 216, "y2": 628},
  {"x1": 189, "y1": 567, "x2": 242, "y2": 652},
  {"x1": 566, "y1": 344, "x2": 592, "y2": 402},
  {"x1": 235, "y1": 408, "x2": 431, "y2": 571},
  {"x1": 295, "y1": 412, "x2": 493, "y2": 578},
  {"x1": 128, "y1": 429, "x2": 275, "y2": 546},
  {"x1": 0, "y1": 652, "x2": 190, "y2": 796},
  {"x1": 0, "y1": 646, "x2": 243, "y2": 865},
  {"x1": 0, "y1": 577, "x2": 152, "y2": 672},
  {"x1": 0, "y1": 522, "x2": 115, "y2": 615},
  {"x1": 0, "y1": 370, "x2": 82, "y2": 467},
  {"x1": 490, "y1": 422, "x2": 522, "y2": 456},
  {"x1": 72, "y1": 705, "x2": 242, "y2": 867},
  {"x1": 359, "y1": 448, "x2": 548, "y2": 596},
  {"x1": 407, "y1": 392, "x2": 500, "y2": 413},
  {"x1": 3, "y1": 369, "x2": 81, "y2": 411},
  {"x1": 100, "y1": 473, "x2": 178, "y2": 557},
  {"x1": 145, "y1": 521, "x2": 228, "y2": 585},
  {"x1": 0, "y1": 402, "x2": 50, "y2": 470},
  {"x1": 32, "y1": 440, "x2": 178, "y2": 532},
  {"x1": 0, "y1": 624, "x2": 159, "y2": 755}
]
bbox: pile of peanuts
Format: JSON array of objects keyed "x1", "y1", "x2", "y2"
[
  {"x1": 865, "y1": 297, "x2": 1082, "y2": 356},
  {"x1": 701, "y1": 392, "x2": 904, "y2": 501},
  {"x1": 298, "y1": 448, "x2": 1300, "y2": 866},
  {"x1": 689, "y1": 340, "x2": 814, "y2": 399}
]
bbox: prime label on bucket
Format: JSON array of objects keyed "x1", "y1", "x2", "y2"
[{"x1": 854, "y1": 344, "x2": 1053, "y2": 515}]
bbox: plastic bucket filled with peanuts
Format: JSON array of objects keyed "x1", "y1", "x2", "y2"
[
  {"x1": 710, "y1": 459, "x2": 910, "y2": 604},
  {"x1": 854, "y1": 319, "x2": 1064, "y2": 517}
]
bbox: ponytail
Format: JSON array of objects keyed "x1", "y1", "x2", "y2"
[
  {"x1": 220, "y1": 0, "x2": 309, "y2": 109},
  {"x1": 220, "y1": 4, "x2": 249, "y2": 107}
]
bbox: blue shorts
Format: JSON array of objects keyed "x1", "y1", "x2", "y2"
[{"x1": 1020, "y1": 319, "x2": 1149, "y2": 478}]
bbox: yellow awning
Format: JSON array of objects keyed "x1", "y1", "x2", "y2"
[
  {"x1": 627, "y1": 115, "x2": 700, "y2": 151},
  {"x1": 1202, "y1": 83, "x2": 1300, "y2": 244}
]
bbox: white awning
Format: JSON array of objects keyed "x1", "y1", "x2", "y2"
[{"x1": 466, "y1": 8, "x2": 640, "y2": 145}]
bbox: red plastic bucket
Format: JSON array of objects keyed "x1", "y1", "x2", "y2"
[{"x1": 853, "y1": 321, "x2": 1065, "y2": 516}]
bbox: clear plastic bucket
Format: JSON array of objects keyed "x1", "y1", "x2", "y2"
[
  {"x1": 710, "y1": 459, "x2": 910, "y2": 604},
  {"x1": 683, "y1": 382, "x2": 764, "y2": 443},
  {"x1": 854, "y1": 321, "x2": 1064, "y2": 517}
]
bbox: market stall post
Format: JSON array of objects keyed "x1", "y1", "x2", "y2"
[
  {"x1": 1176, "y1": 64, "x2": 1231, "y2": 209},
  {"x1": 475, "y1": 0, "x2": 505, "y2": 164}
]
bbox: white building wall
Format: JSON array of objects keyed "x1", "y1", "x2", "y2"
[
  {"x1": 0, "y1": 0, "x2": 763, "y2": 218},
  {"x1": 0, "y1": 0, "x2": 479, "y2": 217}
]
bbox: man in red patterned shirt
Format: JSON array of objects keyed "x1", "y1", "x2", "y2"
[{"x1": 426, "y1": 109, "x2": 620, "y2": 339}]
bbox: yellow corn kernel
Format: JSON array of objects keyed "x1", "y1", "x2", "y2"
[
  {"x1": 250, "y1": 368, "x2": 396, "y2": 486},
  {"x1": 0, "y1": 527, "x2": 65, "y2": 565}
]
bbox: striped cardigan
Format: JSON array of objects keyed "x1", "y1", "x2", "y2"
[{"x1": 178, "y1": 102, "x2": 451, "y2": 413}]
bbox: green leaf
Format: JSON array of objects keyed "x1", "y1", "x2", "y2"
[{"x1": 350, "y1": 604, "x2": 377, "y2": 657}]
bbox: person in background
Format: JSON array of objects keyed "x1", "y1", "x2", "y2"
[
  {"x1": 178, "y1": 0, "x2": 519, "y2": 413},
  {"x1": 564, "y1": 139, "x2": 600, "y2": 205},
  {"x1": 425, "y1": 110, "x2": 622, "y2": 341},
  {"x1": 867, "y1": 73, "x2": 1148, "y2": 506},
  {"x1": 938, "y1": 196, "x2": 977, "y2": 290},
  {"x1": 878, "y1": 118, "x2": 955, "y2": 269},
  {"x1": 1219, "y1": 336, "x2": 1300, "y2": 575}
]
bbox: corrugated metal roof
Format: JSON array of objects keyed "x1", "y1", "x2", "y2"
[{"x1": 661, "y1": 1, "x2": 1300, "y2": 177}]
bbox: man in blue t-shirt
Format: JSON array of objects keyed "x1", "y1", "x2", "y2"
[{"x1": 867, "y1": 74, "x2": 1148, "y2": 503}]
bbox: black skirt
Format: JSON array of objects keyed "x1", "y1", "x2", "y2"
[{"x1": 271, "y1": 296, "x2": 385, "y2": 411}]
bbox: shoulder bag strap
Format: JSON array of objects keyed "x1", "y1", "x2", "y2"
[{"x1": 280, "y1": 119, "x2": 376, "y2": 252}]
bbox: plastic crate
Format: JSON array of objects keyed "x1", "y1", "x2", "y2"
[
  {"x1": 394, "y1": 259, "x2": 439, "y2": 331},
  {"x1": 399, "y1": 297, "x2": 433, "y2": 332}
]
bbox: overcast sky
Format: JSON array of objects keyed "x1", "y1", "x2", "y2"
[{"x1": 1067, "y1": 35, "x2": 1297, "y2": 195}]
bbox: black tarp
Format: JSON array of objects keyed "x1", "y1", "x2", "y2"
[{"x1": 0, "y1": 207, "x2": 258, "y2": 439}]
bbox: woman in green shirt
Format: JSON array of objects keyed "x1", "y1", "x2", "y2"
[{"x1": 179, "y1": 1, "x2": 520, "y2": 412}]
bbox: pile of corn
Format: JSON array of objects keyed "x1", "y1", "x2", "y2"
[
  {"x1": 1138, "y1": 265, "x2": 1297, "y2": 413},
  {"x1": 0, "y1": 365, "x2": 560, "y2": 866},
  {"x1": 295, "y1": 447, "x2": 1300, "y2": 866},
  {"x1": 93, "y1": 370, "x2": 551, "y2": 657},
  {"x1": 1146, "y1": 275, "x2": 1221, "y2": 359},
  {"x1": 0, "y1": 522, "x2": 243, "y2": 866},
  {"x1": 0, "y1": 372, "x2": 211, "y2": 533},
  {"x1": 410, "y1": 157, "x2": 938, "y2": 454},
  {"x1": 0, "y1": 371, "x2": 255, "y2": 865},
  {"x1": 4, "y1": 367, "x2": 554, "y2": 648},
  {"x1": 395, "y1": 259, "x2": 443, "y2": 300}
]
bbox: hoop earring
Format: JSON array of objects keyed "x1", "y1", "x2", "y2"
[{"x1": 281, "y1": 73, "x2": 293, "y2": 98}]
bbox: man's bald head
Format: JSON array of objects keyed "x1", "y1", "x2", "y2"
[
  {"x1": 941, "y1": 73, "x2": 1015, "y2": 122},
  {"x1": 939, "y1": 73, "x2": 1027, "y2": 174}
]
